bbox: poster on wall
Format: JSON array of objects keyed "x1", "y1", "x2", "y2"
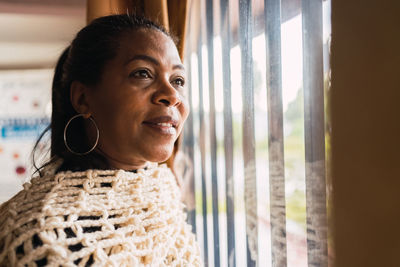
[{"x1": 0, "y1": 69, "x2": 52, "y2": 202}]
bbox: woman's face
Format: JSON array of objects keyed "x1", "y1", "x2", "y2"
[{"x1": 85, "y1": 29, "x2": 189, "y2": 169}]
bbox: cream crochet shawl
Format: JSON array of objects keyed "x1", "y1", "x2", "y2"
[{"x1": 0, "y1": 162, "x2": 202, "y2": 266}]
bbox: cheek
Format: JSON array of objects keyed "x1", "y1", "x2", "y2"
[
  {"x1": 180, "y1": 99, "x2": 190, "y2": 121},
  {"x1": 89, "y1": 89, "x2": 119, "y2": 120},
  {"x1": 176, "y1": 101, "x2": 189, "y2": 136},
  {"x1": 92, "y1": 97, "x2": 142, "y2": 136}
]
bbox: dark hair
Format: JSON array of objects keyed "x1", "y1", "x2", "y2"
[{"x1": 32, "y1": 14, "x2": 175, "y2": 176}]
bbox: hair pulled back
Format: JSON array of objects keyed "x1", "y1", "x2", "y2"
[{"x1": 33, "y1": 14, "x2": 173, "y2": 175}]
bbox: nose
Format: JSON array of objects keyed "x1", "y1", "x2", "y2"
[{"x1": 152, "y1": 80, "x2": 181, "y2": 107}]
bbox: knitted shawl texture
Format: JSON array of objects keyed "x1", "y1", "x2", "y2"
[{"x1": 0, "y1": 163, "x2": 201, "y2": 267}]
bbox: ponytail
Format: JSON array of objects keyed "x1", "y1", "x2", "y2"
[
  {"x1": 51, "y1": 46, "x2": 71, "y2": 157},
  {"x1": 31, "y1": 47, "x2": 71, "y2": 176}
]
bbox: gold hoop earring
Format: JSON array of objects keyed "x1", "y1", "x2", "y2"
[{"x1": 63, "y1": 114, "x2": 99, "y2": 156}]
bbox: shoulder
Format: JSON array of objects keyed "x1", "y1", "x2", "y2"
[
  {"x1": 0, "y1": 168, "x2": 107, "y2": 265},
  {"x1": 0, "y1": 170, "x2": 60, "y2": 265},
  {"x1": 0, "y1": 163, "x2": 176, "y2": 227},
  {"x1": 0, "y1": 170, "x2": 57, "y2": 227},
  {"x1": 0, "y1": 164, "x2": 196, "y2": 266}
]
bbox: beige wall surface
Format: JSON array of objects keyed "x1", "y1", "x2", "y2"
[{"x1": 331, "y1": 0, "x2": 400, "y2": 266}]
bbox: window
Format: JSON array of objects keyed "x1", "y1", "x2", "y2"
[{"x1": 181, "y1": 0, "x2": 332, "y2": 266}]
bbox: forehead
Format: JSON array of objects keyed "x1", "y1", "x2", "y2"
[{"x1": 116, "y1": 29, "x2": 181, "y2": 64}]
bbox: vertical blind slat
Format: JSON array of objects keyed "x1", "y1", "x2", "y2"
[
  {"x1": 302, "y1": 0, "x2": 328, "y2": 266},
  {"x1": 197, "y1": 41, "x2": 209, "y2": 267},
  {"x1": 238, "y1": 0, "x2": 258, "y2": 266},
  {"x1": 205, "y1": 0, "x2": 221, "y2": 266},
  {"x1": 264, "y1": 0, "x2": 288, "y2": 266},
  {"x1": 185, "y1": 54, "x2": 196, "y2": 233},
  {"x1": 220, "y1": 0, "x2": 236, "y2": 266}
]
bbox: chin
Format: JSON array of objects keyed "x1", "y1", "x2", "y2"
[{"x1": 145, "y1": 145, "x2": 174, "y2": 163}]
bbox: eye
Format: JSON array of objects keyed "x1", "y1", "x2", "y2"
[
  {"x1": 172, "y1": 77, "x2": 185, "y2": 87},
  {"x1": 130, "y1": 69, "x2": 152, "y2": 79}
]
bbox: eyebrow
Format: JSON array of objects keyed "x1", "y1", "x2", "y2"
[{"x1": 125, "y1": 54, "x2": 185, "y2": 71}]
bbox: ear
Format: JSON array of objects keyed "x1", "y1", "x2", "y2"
[{"x1": 70, "y1": 81, "x2": 91, "y2": 116}]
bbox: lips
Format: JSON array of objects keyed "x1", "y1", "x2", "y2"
[{"x1": 142, "y1": 115, "x2": 179, "y2": 135}]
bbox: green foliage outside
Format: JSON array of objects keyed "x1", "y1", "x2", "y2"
[
  {"x1": 284, "y1": 88, "x2": 307, "y2": 229},
  {"x1": 192, "y1": 64, "x2": 334, "y2": 233}
]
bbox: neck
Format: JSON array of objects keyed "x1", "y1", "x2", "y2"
[{"x1": 95, "y1": 147, "x2": 148, "y2": 171}]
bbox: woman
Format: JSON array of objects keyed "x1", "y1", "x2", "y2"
[{"x1": 0, "y1": 15, "x2": 201, "y2": 266}]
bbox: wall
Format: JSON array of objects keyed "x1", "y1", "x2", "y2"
[{"x1": 331, "y1": 0, "x2": 400, "y2": 266}]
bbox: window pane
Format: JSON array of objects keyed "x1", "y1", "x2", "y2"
[{"x1": 185, "y1": 0, "x2": 332, "y2": 266}]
